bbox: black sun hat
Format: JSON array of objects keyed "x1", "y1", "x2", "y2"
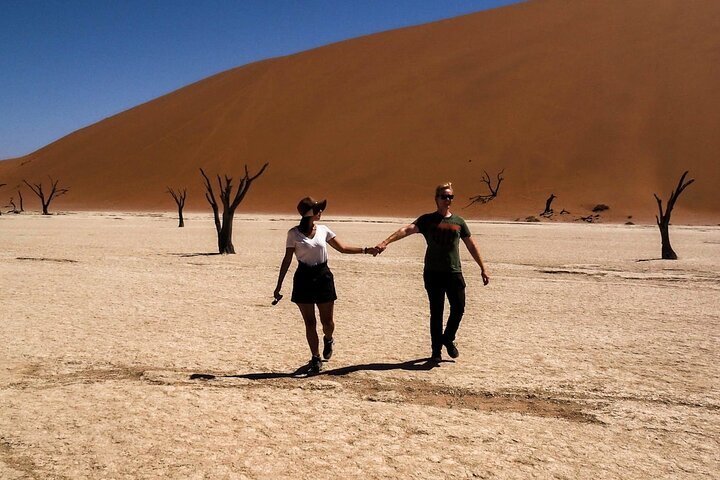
[{"x1": 297, "y1": 197, "x2": 327, "y2": 217}]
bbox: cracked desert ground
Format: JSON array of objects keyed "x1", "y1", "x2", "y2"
[{"x1": 1, "y1": 212, "x2": 718, "y2": 479}]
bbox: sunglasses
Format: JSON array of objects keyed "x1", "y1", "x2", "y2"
[{"x1": 437, "y1": 194, "x2": 454, "y2": 200}]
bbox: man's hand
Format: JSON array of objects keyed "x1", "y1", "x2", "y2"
[
  {"x1": 481, "y1": 271, "x2": 490, "y2": 286},
  {"x1": 374, "y1": 242, "x2": 387, "y2": 254}
]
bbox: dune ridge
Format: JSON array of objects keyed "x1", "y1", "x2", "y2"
[{"x1": 0, "y1": 0, "x2": 718, "y2": 223}]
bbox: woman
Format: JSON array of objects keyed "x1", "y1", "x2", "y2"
[{"x1": 274, "y1": 197, "x2": 378, "y2": 374}]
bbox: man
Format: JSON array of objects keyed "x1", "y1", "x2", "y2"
[{"x1": 376, "y1": 182, "x2": 490, "y2": 362}]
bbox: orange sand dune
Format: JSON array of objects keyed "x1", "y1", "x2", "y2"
[{"x1": 1, "y1": 0, "x2": 719, "y2": 222}]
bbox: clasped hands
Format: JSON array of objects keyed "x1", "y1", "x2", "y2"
[{"x1": 366, "y1": 242, "x2": 387, "y2": 257}]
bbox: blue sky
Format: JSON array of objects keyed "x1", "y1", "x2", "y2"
[{"x1": 0, "y1": 0, "x2": 521, "y2": 159}]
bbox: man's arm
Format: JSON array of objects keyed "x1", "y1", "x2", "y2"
[
  {"x1": 376, "y1": 223, "x2": 420, "y2": 252},
  {"x1": 462, "y1": 236, "x2": 489, "y2": 285}
]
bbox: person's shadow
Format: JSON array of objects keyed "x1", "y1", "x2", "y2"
[{"x1": 190, "y1": 357, "x2": 444, "y2": 381}]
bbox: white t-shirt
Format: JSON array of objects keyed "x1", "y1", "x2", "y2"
[{"x1": 286, "y1": 224, "x2": 336, "y2": 266}]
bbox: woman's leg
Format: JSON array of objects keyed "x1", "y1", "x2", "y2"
[
  {"x1": 317, "y1": 301, "x2": 335, "y2": 359},
  {"x1": 297, "y1": 303, "x2": 320, "y2": 357},
  {"x1": 317, "y1": 301, "x2": 335, "y2": 340}
]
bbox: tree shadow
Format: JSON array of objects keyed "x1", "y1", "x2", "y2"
[
  {"x1": 636, "y1": 258, "x2": 663, "y2": 262},
  {"x1": 189, "y1": 357, "x2": 443, "y2": 381}
]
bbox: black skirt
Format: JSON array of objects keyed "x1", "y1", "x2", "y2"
[{"x1": 291, "y1": 262, "x2": 337, "y2": 304}]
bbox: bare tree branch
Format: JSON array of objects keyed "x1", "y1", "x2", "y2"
[
  {"x1": 231, "y1": 162, "x2": 268, "y2": 210},
  {"x1": 466, "y1": 169, "x2": 504, "y2": 207},
  {"x1": 200, "y1": 169, "x2": 222, "y2": 235},
  {"x1": 653, "y1": 193, "x2": 664, "y2": 226},
  {"x1": 166, "y1": 187, "x2": 186, "y2": 207}
]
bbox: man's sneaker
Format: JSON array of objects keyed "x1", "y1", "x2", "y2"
[
  {"x1": 322, "y1": 337, "x2": 334, "y2": 360},
  {"x1": 309, "y1": 356, "x2": 322, "y2": 374},
  {"x1": 444, "y1": 341, "x2": 459, "y2": 359}
]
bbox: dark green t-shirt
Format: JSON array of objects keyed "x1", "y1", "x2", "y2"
[{"x1": 414, "y1": 212, "x2": 471, "y2": 273}]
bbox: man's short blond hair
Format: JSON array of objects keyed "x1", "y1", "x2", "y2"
[{"x1": 435, "y1": 182, "x2": 453, "y2": 197}]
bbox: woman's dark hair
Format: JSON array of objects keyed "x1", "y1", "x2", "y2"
[{"x1": 298, "y1": 216, "x2": 312, "y2": 236}]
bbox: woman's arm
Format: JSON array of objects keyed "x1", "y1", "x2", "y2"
[
  {"x1": 461, "y1": 236, "x2": 489, "y2": 285},
  {"x1": 328, "y1": 237, "x2": 378, "y2": 255},
  {"x1": 274, "y1": 247, "x2": 295, "y2": 299}
]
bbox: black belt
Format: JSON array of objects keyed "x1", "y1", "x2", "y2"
[{"x1": 297, "y1": 261, "x2": 328, "y2": 271}]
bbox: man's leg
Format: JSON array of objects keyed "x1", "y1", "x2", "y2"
[
  {"x1": 443, "y1": 273, "x2": 466, "y2": 346},
  {"x1": 424, "y1": 272, "x2": 446, "y2": 358}
]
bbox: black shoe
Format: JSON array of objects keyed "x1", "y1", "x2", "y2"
[
  {"x1": 309, "y1": 356, "x2": 322, "y2": 374},
  {"x1": 444, "y1": 341, "x2": 459, "y2": 359},
  {"x1": 322, "y1": 337, "x2": 334, "y2": 360},
  {"x1": 430, "y1": 349, "x2": 442, "y2": 363}
]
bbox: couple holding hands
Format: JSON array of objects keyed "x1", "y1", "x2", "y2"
[{"x1": 274, "y1": 183, "x2": 490, "y2": 374}]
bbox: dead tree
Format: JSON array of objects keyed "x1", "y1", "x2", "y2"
[
  {"x1": 466, "y1": 169, "x2": 504, "y2": 207},
  {"x1": 0, "y1": 183, "x2": 5, "y2": 216},
  {"x1": 23, "y1": 178, "x2": 69, "y2": 215},
  {"x1": 200, "y1": 163, "x2": 269, "y2": 254},
  {"x1": 6, "y1": 197, "x2": 20, "y2": 214},
  {"x1": 166, "y1": 187, "x2": 187, "y2": 227},
  {"x1": 654, "y1": 171, "x2": 694, "y2": 260},
  {"x1": 541, "y1": 193, "x2": 556, "y2": 217},
  {"x1": 6, "y1": 191, "x2": 25, "y2": 214}
]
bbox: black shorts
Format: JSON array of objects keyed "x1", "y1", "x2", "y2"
[{"x1": 291, "y1": 262, "x2": 337, "y2": 304}]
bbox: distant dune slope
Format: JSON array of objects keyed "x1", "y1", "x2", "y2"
[{"x1": 1, "y1": 0, "x2": 718, "y2": 222}]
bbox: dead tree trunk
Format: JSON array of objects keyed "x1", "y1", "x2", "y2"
[
  {"x1": 541, "y1": 193, "x2": 556, "y2": 217},
  {"x1": 466, "y1": 169, "x2": 504, "y2": 207},
  {"x1": 200, "y1": 163, "x2": 269, "y2": 254},
  {"x1": 23, "y1": 178, "x2": 69, "y2": 215},
  {"x1": 7, "y1": 197, "x2": 19, "y2": 214},
  {"x1": 654, "y1": 171, "x2": 694, "y2": 260},
  {"x1": 167, "y1": 187, "x2": 187, "y2": 227},
  {"x1": 0, "y1": 184, "x2": 5, "y2": 216},
  {"x1": 17, "y1": 191, "x2": 23, "y2": 212}
]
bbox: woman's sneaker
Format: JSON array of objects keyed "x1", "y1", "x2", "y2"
[
  {"x1": 322, "y1": 337, "x2": 334, "y2": 360},
  {"x1": 309, "y1": 356, "x2": 323, "y2": 374}
]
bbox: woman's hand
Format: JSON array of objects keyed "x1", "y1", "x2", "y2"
[
  {"x1": 365, "y1": 246, "x2": 380, "y2": 257},
  {"x1": 273, "y1": 288, "x2": 283, "y2": 305}
]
